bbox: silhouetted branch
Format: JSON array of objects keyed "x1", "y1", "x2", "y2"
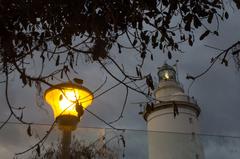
[
  {"x1": 108, "y1": 86, "x2": 129, "y2": 125},
  {"x1": 5, "y1": 70, "x2": 32, "y2": 125},
  {"x1": 0, "y1": 112, "x2": 13, "y2": 130},
  {"x1": 15, "y1": 121, "x2": 57, "y2": 156},
  {"x1": 187, "y1": 41, "x2": 240, "y2": 80},
  {"x1": 85, "y1": 108, "x2": 122, "y2": 131},
  {"x1": 97, "y1": 59, "x2": 152, "y2": 100}
]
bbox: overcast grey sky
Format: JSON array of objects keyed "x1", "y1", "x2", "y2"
[{"x1": 0, "y1": 1, "x2": 240, "y2": 159}]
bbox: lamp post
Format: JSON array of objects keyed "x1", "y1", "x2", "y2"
[{"x1": 44, "y1": 82, "x2": 93, "y2": 159}]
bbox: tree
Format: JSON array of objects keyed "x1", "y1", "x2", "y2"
[
  {"x1": 0, "y1": 0, "x2": 240, "y2": 157},
  {"x1": 29, "y1": 136, "x2": 122, "y2": 159}
]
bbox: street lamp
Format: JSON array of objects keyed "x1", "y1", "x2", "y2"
[{"x1": 44, "y1": 82, "x2": 93, "y2": 159}]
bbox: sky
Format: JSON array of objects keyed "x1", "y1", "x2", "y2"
[{"x1": 0, "y1": 2, "x2": 240, "y2": 159}]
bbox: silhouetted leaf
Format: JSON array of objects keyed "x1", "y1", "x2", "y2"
[
  {"x1": 151, "y1": 54, "x2": 153, "y2": 61},
  {"x1": 188, "y1": 35, "x2": 193, "y2": 46},
  {"x1": 232, "y1": 49, "x2": 240, "y2": 55},
  {"x1": 73, "y1": 78, "x2": 83, "y2": 84},
  {"x1": 184, "y1": 14, "x2": 193, "y2": 31},
  {"x1": 20, "y1": 71, "x2": 27, "y2": 86},
  {"x1": 168, "y1": 51, "x2": 172, "y2": 59},
  {"x1": 141, "y1": 51, "x2": 146, "y2": 59},
  {"x1": 36, "y1": 144, "x2": 41, "y2": 157},
  {"x1": 186, "y1": 75, "x2": 195, "y2": 80},
  {"x1": 184, "y1": 21, "x2": 191, "y2": 31},
  {"x1": 120, "y1": 135, "x2": 126, "y2": 147},
  {"x1": 199, "y1": 30, "x2": 210, "y2": 40},
  {"x1": 207, "y1": 12, "x2": 214, "y2": 23},
  {"x1": 27, "y1": 124, "x2": 32, "y2": 137},
  {"x1": 146, "y1": 74, "x2": 154, "y2": 90},
  {"x1": 59, "y1": 94, "x2": 63, "y2": 101},
  {"x1": 53, "y1": 37, "x2": 60, "y2": 46},
  {"x1": 132, "y1": 39, "x2": 137, "y2": 46},
  {"x1": 233, "y1": 0, "x2": 240, "y2": 9},
  {"x1": 136, "y1": 67, "x2": 140, "y2": 76},
  {"x1": 144, "y1": 17, "x2": 150, "y2": 24},
  {"x1": 213, "y1": 31, "x2": 219, "y2": 36},
  {"x1": 173, "y1": 102, "x2": 179, "y2": 118},
  {"x1": 76, "y1": 103, "x2": 84, "y2": 118},
  {"x1": 117, "y1": 43, "x2": 122, "y2": 54},
  {"x1": 56, "y1": 55, "x2": 60, "y2": 66},
  {"x1": 159, "y1": 43, "x2": 163, "y2": 50},
  {"x1": 225, "y1": 12, "x2": 229, "y2": 19},
  {"x1": 221, "y1": 59, "x2": 228, "y2": 66},
  {"x1": 193, "y1": 16, "x2": 202, "y2": 28},
  {"x1": 20, "y1": 110, "x2": 23, "y2": 120}
]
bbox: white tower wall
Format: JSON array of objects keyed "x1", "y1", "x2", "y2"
[
  {"x1": 147, "y1": 107, "x2": 199, "y2": 133},
  {"x1": 144, "y1": 64, "x2": 204, "y2": 159}
]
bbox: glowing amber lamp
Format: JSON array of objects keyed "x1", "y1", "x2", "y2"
[
  {"x1": 44, "y1": 82, "x2": 93, "y2": 120},
  {"x1": 44, "y1": 82, "x2": 93, "y2": 158}
]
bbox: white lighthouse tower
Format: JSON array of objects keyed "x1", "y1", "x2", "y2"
[{"x1": 143, "y1": 63, "x2": 204, "y2": 159}]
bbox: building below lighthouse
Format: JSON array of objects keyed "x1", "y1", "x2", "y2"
[{"x1": 143, "y1": 63, "x2": 204, "y2": 159}]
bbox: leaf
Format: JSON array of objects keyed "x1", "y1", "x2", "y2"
[
  {"x1": 73, "y1": 78, "x2": 83, "y2": 84},
  {"x1": 40, "y1": 52, "x2": 45, "y2": 63},
  {"x1": 193, "y1": 16, "x2": 202, "y2": 28},
  {"x1": 36, "y1": 144, "x2": 41, "y2": 157},
  {"x1": 76, "y1": 103, "x2": 84, "y2": 118},
  {"x1": 20, "y1": 71, "x2": 27, "y2": 86},
  {"x1": 186, "y1": 74, "x2": 195, "y2": 80},
  {"x1": 159, "y1": 43, "x2": 163, "y2": 50},
  {"x1": 56, "y1": 55, "x2": 60, "y2": 66},
  {"x1": 184, "y1": 21, "x2": 191, "y2": 31},
  {"x1": 59, "y1": 94, "x2": 63, "y2": 101},
  {"x1": 136, "y1": 67, "x2": 140, "y2": 76},
  {"x1": 199, "y1": 30, "x2": 210, "y2": 40},
  {"x1": 225, "y1": 12, "x2": 229, "y2": 19},
  {"x1": 28, "y1": 79, "x2": 32, "y2": 87},
  {"x1": 221, "y1": 59, "x2": 228, "y2": 67},
  {"x1": 141, "y1": 51, "x2": 146, "y2": 59},
  {"x1": 207, "y1": 12, "x2": 214, "y2": 24},
  {"x1": 146, "y1": 74, "x2": 154, "y2": 90},
  {"x1": 233, "y1": 0, "x2": 240, "y2": 9},
  {"x1": 27, "y1": 124, "x2": 32, "y2": 137},
  {"x1": 144, "y1": 17, "x2": 150, "y2": 24},
  {"x1": 20, "y1": 111, "x2": 23, "y2": 120},
  {"x1": 168, "y1": 51, "x2": 172, "y2": 59},
  {"x1": 173, "y1": 102, "x2": 179, "y2": 118},
  {"x1": 188, "y1": 35, "x2": 193, "y2": 46},
  {"x1": 132, "y1": 39, "x2": 137, "y2": 46},
  {"x1": 120, "y1": 135, "x2": 126, "y2": 147},
  {"x1": 60, "y1": 70, "x2": 64, "y2": 79},
  {"x1": 150, "y1": 54, "x2": 153, "y2": 61},
  {"x1": 210, "y1": 58, "x2": 215, "y2": 63},
  {"x1": 117, "y1": 43, "x2": 122, "y2": 54},
  {"x1": 213, "y1": 31, "x2": 219, "y2": 36},
  {"x1": 232, "y1": 49, "x2": 240, "y2": 55},
  {"x1": 139, "y1": 70, "x2": 142, "y2": 79},
  {"x1": 184, "y1": 14, "x2": 193, "y2": 31}
]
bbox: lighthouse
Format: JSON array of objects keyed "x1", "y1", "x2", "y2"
[{"x1": 143, "y1": 63, "x2": 204, "y2": 159}]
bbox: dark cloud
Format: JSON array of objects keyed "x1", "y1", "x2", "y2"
[{"x1": 0, "y1": 4, "x2": 240, "y2": 159}]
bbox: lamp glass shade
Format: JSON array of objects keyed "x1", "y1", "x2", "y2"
[{"x1": 44, "y1": 83, "x2": 93, "y2": 119}]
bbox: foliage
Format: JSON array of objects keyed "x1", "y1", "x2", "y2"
[
  {"x1": 0, "y1": 0, "x2": 236, "y2": 84},
  {"x1": 29, "y1": 138, "x2": 119, "y2": 159}
]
